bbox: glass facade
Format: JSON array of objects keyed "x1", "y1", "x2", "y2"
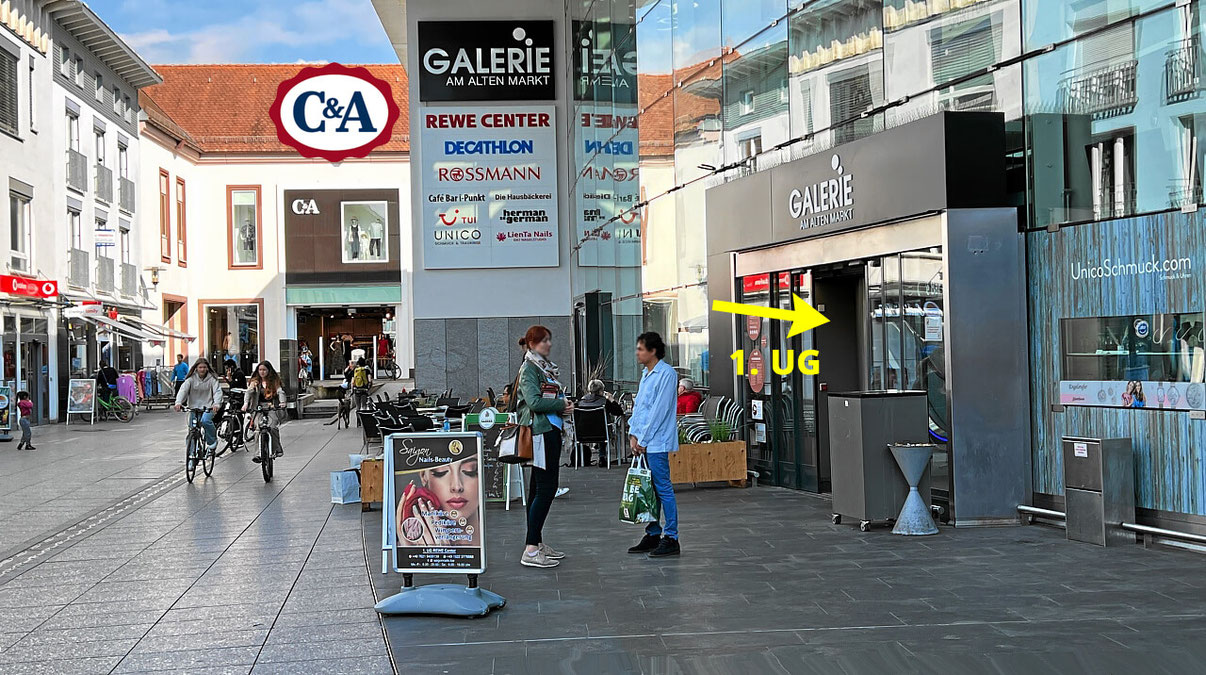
[{"x1": 568, "y1": 0, "x2": 1205, "y2": 413}]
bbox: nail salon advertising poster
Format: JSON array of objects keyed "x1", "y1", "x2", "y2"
[{"x1": 384, "y1": 432, "x2": 486, "y2": 574}]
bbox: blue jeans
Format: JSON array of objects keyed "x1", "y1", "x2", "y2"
[
  {"x1": 644, "y1": 451, "x2": 679, "y2": 540},
  {"x1": 190, "y1": 410, "x2": 217, "y2": 449},
  {"x1": 18, "y1": 418, "x2": 31, "y2": 444}
]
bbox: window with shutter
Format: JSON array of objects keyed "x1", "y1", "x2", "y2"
[
  {"x1": 929, "y1": 15, "x2": 1001, "y2": 87},
  {"x1": 0, "y1": 50, "x2": 17, "y2": 136},
  {"x1": 829, "y1": 66, "x2": 875, "y2": 144},
  {"x1": 1081, "y1": 22, "x2": 1134, "y2": 68}
]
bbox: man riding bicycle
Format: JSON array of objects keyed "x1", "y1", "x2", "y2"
[
  {"x1": 173, "y1": 357, "x2": 223, "y2": 453},
  {"x1": 244, "y1": 360, "x2": 287, "y2": 461}
]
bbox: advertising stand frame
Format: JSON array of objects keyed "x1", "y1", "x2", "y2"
[
  {"x1": 375, "y1": 431, "x2": 505, "y2": 618},
  {"x1": 66, "y1": 379, "x2": 96, "y2": 425}
]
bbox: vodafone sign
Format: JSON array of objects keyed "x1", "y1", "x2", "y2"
[
  {"x1": 269, "y1": 63, "x2": 401, "y2": 163},
  {"x1": 0, "y1": 275, "x2": 57, "y2": 299}
]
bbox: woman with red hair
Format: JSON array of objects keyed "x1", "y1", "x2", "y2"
[{"x1": 513, "y1": 325, "x2": 573, "y2": 569}]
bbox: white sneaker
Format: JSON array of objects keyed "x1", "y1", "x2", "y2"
[
  {"x1": 521, "y1": 549, "x2": 559, "y2": 568},
  {"x1": 554, "y1": 487, "x2": 569, "y2": 499}
]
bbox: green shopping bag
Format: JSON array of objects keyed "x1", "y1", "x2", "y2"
[{"x1": 619, "y1": 455, "x2": 661, "y2": 524}]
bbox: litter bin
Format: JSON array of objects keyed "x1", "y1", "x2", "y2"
[
  {"x1": 1062, "y1": 436, "x2": 1134, "y2": 546},
  {"x1": 829, "y1": 390, "x2": 930, "y2": 531}
]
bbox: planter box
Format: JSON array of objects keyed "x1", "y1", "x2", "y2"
[
  {"x1": 669, "y1": 441, "x2": 747, "y2": 485},
  {"x1": 359, "y1": 458, "x2": 384, "y2": 511}
]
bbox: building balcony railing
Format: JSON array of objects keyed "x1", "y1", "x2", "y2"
[
  {"x1": 1095, "y1": 183, "x2": 1138, "y2": 220},
  {"x1": 1060, "y1": 60, "x2": 1139, "y2": 119},
  {"x1": 95, "y1": 164, "x2": 113, "y2": 203},
  {"x1": 96, "y1": 256, "x2": 115, "y2": 295},
  {"x1": 119, "y1": 177, "x2": 135, "y2": 213},
  {"x1": 68, "y1": 248, "x2": 89, "y2": 289},
  {"x1": 66, "y1": 149, "x2": 88, "y2": 193},
  {"x1": 1169, "y1": 178, "x2": 1204, "y2": 209},
  {"x1": 121, "y1": 262, "x2": 137, "y2": 297},
  {"x1": 1166, "y1": 37, "x2": 1202, "y2": 103}
]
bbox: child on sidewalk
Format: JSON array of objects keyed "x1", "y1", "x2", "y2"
[{"x1": 16, "y1": 391, "x2": 34, "y2": 450}]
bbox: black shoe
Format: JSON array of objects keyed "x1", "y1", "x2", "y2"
[
  {"x1": 15, "y1": 443, "x2": 23, "y2": 450},
  {"x1": 252, "y1": 455, "x2": 262, "y2": 464},
  {"x1": 627, "y1": 534, "x2": 660, "y2": 554},
  {"x1": 24, "y1": 445, "x2": 35, "y2": 451},
  {"x1": 648, "y1": 537, "x2": 680, "y2": 558}
]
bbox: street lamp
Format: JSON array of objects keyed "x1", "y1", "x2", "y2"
[{"x1": 144, "y1": 265, "x2": 165, "y2": 289}]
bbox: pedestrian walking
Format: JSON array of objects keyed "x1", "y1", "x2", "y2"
[
  {"x1": 171, "y1": 354, "x2": 188, "y2": 395},
  {"x1": 626, "y1": 332, "x2": 681, "y2": 558},
  {"x1": 514, "y1": 325, "x2": 574, "y2": 568},
  {"x1": 15, "y1": 391, "x2": 34, "y2": 450}
]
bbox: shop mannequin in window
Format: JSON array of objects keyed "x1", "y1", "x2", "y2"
[
  {"x1": 241, "y1": 217, "x2": 255, "y2": 255},
  {"x1": 369, "y1": 219, "x2": 384, "y2": 257},
  {"x1": 347, "y1": 217, "x2": 362, "y2": 260}
]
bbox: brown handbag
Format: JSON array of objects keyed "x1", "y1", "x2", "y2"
[{"x1": 497, "y1": 366, "x2": 533, "y2": 464}]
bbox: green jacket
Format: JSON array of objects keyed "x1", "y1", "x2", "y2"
[{"x1": 514, "y1": 361, "x2": 566, "y2": 436}]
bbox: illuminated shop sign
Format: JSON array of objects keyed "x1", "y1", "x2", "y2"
[{"x1": 418, "y1": 21, "x2": 555, "y2": 101}]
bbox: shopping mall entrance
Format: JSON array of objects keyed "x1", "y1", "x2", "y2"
[
  {"x1": 295, "y1": 306, "x2": 398, "y2": 380},
  {"x1": 736, "y1": 248, "x2": 951, "y2": 510}
]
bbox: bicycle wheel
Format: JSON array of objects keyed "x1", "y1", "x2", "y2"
[
  {"x1": 202, "y1": 439, "x2": 215, "y2": 477},
  {"x1": 185, "y1": 434, "x2": 198, "y2": 483},
  {"x1": 114, "y1": 398, "x2": 135, "y2": 423},
  {"x1": 260, "y1": 431, "x2": 273, "y2": 482}
]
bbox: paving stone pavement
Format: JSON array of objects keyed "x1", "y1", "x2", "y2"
[
  {"x1": 0, "y1": 412, "x2": 394, "y2": 674},
  {"x1": 369, "y1": 463, "x2": 1206, "y2": 674}
]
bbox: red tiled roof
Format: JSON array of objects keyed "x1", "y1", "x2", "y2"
[
  {"x1": 636, "y1": 53, "x2": 729, "y2": 158},
  {"x1": 141, "y1": 64, "x2": 410, "y2": 154},
  {"x1": 138, "y1": 89, "x2": 200, "y2": 151}
]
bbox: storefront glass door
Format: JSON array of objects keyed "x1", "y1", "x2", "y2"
[{"x1": 739, "y1": 247, "x2": 949, "y2": 503}]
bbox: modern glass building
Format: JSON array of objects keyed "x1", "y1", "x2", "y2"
[{"x1": 379, "y1": 0, "x2": 1206, "y2": 532}]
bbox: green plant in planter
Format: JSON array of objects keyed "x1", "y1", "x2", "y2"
[
  {"x1": 708, "y1": 419, "x2": 732, "y2": 443},
  {"x1": 678, "y1": 426, "x2": 690, "y2": 445}
]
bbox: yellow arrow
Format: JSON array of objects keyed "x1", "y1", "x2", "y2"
[{"x1": 712, "y1": 294, "x2": 830, "y2": 338}]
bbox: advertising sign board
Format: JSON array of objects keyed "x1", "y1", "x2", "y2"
[
  {"x1": 66, "y1": 379, "x2": 95, "y2": 425},
  {"x1": 417, "y1": 21, "x2": 555, "y2": 101},
  {"x1": 386, "y1": 432, "x2": 486, "y2": 574},
  {"x1": 0, "y1": 275, "x2": 58, "y2": 299},
  {"x1": 420, "y1": 106, "x2": 559, "y2": 269}
]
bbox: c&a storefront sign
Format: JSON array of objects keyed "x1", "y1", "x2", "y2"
[{"x1": 269, "y1": 63, "x2": 401, "y2": 162}]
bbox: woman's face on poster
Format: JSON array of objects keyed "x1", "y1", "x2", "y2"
[{"x1": 423, "y1": 458, "x2": 479, "y2": 520}]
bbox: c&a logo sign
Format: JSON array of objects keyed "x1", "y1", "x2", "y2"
[{"x1": 269, "y1": 63, "x2": 401, "y2": 163}]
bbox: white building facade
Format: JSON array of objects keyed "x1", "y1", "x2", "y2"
[
  {"x1": 1, "y1": 0, "x2": 158, "y2": 422},
  {"x1": 137, "y1": 65, "x2": 414, "y2": 381}
]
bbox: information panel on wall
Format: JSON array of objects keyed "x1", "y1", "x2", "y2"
[{"x1": 421, "y1": 106, "x2": 559, "y2": 269}]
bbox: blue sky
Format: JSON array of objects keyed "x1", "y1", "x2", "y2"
[{"x1": 90, "y1": 0, "x2": 398, "y2": 64}]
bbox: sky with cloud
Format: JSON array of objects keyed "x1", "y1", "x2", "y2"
[{"x1": 91, "y1": 0, "x2": 398, "y2": 64}]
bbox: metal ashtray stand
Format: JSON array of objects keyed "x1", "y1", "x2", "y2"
[{"x1": 890, "y1": 444, "x2": 939, "y2": 536}]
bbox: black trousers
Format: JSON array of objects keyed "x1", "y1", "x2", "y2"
[{"x1": 525, "y1": 428, "x2": 562, "y2": 547}]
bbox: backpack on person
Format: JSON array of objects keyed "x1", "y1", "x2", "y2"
[{"x1": 352, "y1": 366, "x2": 369, "y2": 389}]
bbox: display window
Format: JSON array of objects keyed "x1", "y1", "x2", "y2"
[{"x1": 1060, "y1": 312, "x2": 1206, "y2": 410}]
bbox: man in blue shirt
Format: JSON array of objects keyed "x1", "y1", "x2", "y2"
[
  {"x1": 171, "y1": 354, "x2": 189, "y2": 395},
  {"x1": 626, "y1": 332, "x2": 681, "y2": 558}
]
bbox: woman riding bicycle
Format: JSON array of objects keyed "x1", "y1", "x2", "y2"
[
  {"x1": 243, "y1": 360, "x2": 287, "y2": 461},
  {"x1": 173, "y1": 357, "x2": 223, "y2": 452}
]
